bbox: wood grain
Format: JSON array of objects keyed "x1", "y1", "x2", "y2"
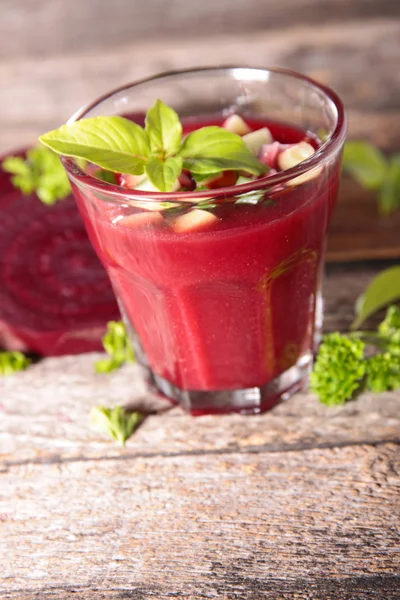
[
  {"x1": 1, "y1": 9, "x2": 400, "y2": 596},
  {"x1": 327, "y1": 178, "x2": 400, "y2": 262},
  {"x1": 1, "y1": 263, "x2": 399, "y2": 466},
  {"x1": 1, "y1": 444, "x2": 399, "y2": 599},
  {"x1": 1, "y1": 17, "x2": 399, "y2": 262},
  {"x1": 2, "y1": 0, "x2": 399, "y2": 59},
  {"x1": 0, "y1": 264, "x2": 399, "y2": 599},
  {"x1": 1, "y1": 19, "x2": 399, "y2": 153}
]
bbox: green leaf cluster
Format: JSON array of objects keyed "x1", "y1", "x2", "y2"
[
  {"x1": 352, "y1": 266, "x2": 400, "y2": 329},
  {"x1": 95, "y1": 320, "x2": 135, "y2": 373},
  {"x1": 39, "y1": 100, "x2": 267, "y2": 192},
  {"x1": 90, "y1": 405, "x2": 143, "y2": 446},
  {"x1": 2, "y1": 146, "x2": 71, "y2": 205},
  {"x1": 0, "y1": 351, "x2": 31, "y2": 376},
  {"x1": 342, "y1": 141, "x2": 400, "y2": 215},
  {"x1": 309, "y1": 334, "x2": 366, "y2": 405},
  {"x1": 365, "y1": 352, "x2": 400, "y2": 393},
  {"x1": 311, "y1": 305, "x2": 400, "y2": 406}
]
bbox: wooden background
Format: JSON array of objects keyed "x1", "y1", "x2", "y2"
[
  {"x1": 1, "y1": 0, "x2": 399, "y2": 153},
  {"x1": 1, "y1": 0, "x2": 400, "y2": 260},
  {"x1": 1, "y1": 2, "x2": 400, "y2": 599}
]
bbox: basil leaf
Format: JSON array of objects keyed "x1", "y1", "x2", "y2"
[
  {"x1": 178, "y1": 126, "x2": 267, "y2": 176},
  {"x1": 95, "y1": 169, "x2": 117, "y2": 184},
  {"x1": 379, "y1": 154, "x2": 400, "y2": 215},
  {"x1": 145, "y1": 156, "x2": 182, "y2": 192},
  {"x1": 39, "y1": 116, "x2": 150, "y2": 175},
  {"x1": 197, "y1": 202, "x2": 218, "y2": 210},
  {"x1": 192, "y1": 172, "x2": 221, "y2": 184},
  {"x1": 342, "y1": 141, "x2": 387, "y2": 189},
  {"x1": 235, "y1": 175, "x2": 265, "y2": 204},
  {"x1": 352, "y1": 266, "x2": 400, "y2": 329},
  {"x1": 145, "y1": 99, "x2": 182, "y2": 156}
]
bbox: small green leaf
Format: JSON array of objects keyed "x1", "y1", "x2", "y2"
[
  {"x1": 378, "y1": 305, "x2": 400, "y2": 339},
  {"x1": 95, "y1": 320, "x2": 135, "y2": 373},
  {"x1": 40, "y1": 116, "x2": 150, "y2": 176},
  {"x1": 235, "y1": 175, "x2": 265, "y2": 204},
  {"x1": 178, "y1": 126, "x2": 267, "y2": 176},
  {"x1": 352, "y1": 266, "x2": 400, "y2": 329},
  {"x1": 197, "y1": 202, "x2": 218, "y2": 210},
  {"x1": 90, "y1": 405, "x2": 144, "y2": 446},
  {"x1": 342, "y1": 141, "x2": 388, "y2": 190},
  {"x1": 192, "y1": 172, "x2": 214, "y2": 183},
  {"x1": 379, "y1": 154, "x2": 400, "y2": 215},
  {"x1": 0, "y1": 351, "x2": 31, "y2": 376},
  {"x1": 2, "y1": 155, "x2": 36, "y2": 194},
  {"x1": 2, "y1": 147, "x2": 71, "y2": 204},
  {"x1": 145, "y1": 99, "x2": 182, "y2": 156},
  {"x1": 145, "y1": 156, "x2": 182, "y2": 192},
  {"x1": 2, "y1": 156, "x2": 32, "y2": 177},
  {"x1": 95, "y1": 169, "x2": 117, "y2": 184}
]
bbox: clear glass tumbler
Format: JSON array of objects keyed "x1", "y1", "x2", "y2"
[{"x1": 63, "y1": 66, "x2": 347, "y2": 415}]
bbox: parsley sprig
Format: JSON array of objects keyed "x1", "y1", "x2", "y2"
[
  {"x1": 95, "y1": 320, "x2": 135, "y2": 373},
  {"x1": 0, "y1": 351, "x2": 31, "y2": 376},
  {"x1": 311, "y1": 304, "x2": 400, "y2": 406},
  {"x1": 39, "y1": 99, "x2": 267, "y2": 192},
  {"x1": 2, "y1": 146, "x2": 71, "y2": 205},
  {"x1": 90, "y1": 405, "x2": 143, "y2": 446}
]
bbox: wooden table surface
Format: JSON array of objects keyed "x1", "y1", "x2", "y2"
[
  {"x1": 1, "y1": 3, "x2": 400, "y2": 598},
  {"x1": 1, "y1": 263, "x2": 399, "y2": 599},
  {"x1": 1, "y1": 8, "x2": 400, "y2": 262}
]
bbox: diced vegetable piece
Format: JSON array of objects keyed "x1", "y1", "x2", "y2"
[
  {"x1": 259, "y1": 141, "x2": 281, "y2": 169},
  {"x1": 171, "y1": 209, "x2": 218, "y2": 233},
  {"x1": 117, "y1": 173, "x2": 147, "y2": 188},
  {"x1": 278, "y1": 142, "x2": 315, "y2": 170},
  {"x1": 278, "y1": 141, "x2": 322, "y2": 186},
  {"x1": 116, "y1": 211, "x2": 163, "y2": 228},
  {"x1": 286, "y1": 166, "x2": 323, "y2": 186},
  {"x1": 242, "y1": 128, "x2": 273, "y2": 155},
  {"x1": 222, "y1": 114, "x2": 251, "y2": 136}
]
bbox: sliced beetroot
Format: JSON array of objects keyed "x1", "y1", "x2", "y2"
[{"x1": 0, "y1": 149, "x2": 119, "y2": 356}]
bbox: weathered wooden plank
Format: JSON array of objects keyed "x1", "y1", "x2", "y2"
[
  {"x1": 1, "y1": 265, "x2": 399, "y2": 465},
  {"x1": 1, "y1": 0, "x2": 399, "y2": 59},
  {"x1": 327, "y1": 178, "x2": 400, "y2": 262},
  {"x1": 1, "y1": 19, "x2": 399, "y2": 153},
  {"x1": 0, "y1": 443, "x2": 399, "y2": 598}
]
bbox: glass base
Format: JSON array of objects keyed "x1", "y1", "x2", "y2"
[{"x1": 144, "y1": 353, "x2": 312, "y2": 416}]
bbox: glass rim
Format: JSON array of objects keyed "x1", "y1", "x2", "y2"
[{"x1": 62, "y1": 65, "x2": 347, "y2": 201}]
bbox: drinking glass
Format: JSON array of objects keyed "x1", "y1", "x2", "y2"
[{"x1": 63, "y1": 66, "x2": 347, "y2": 415}]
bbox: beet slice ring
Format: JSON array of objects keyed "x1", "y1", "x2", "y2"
[{"x1": 0, "y1": 149, "x2": 119, "y2": 355}]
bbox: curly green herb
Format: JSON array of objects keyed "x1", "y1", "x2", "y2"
[
  {"x1": 95, "y1": 320, "x2": 135, "y2": 373},
  {"x1": 2, "y1": 146, "x2": 71, "y2": 205},
  {"x1": 90, "y1": 405, "x2": 143, "y2": 446},
  {"x1": 311, "y1": 305, "x2": 400, "y2": 405},
  {"x1": 0, "y1": 351, "x2": 31, "y2": 376}
]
